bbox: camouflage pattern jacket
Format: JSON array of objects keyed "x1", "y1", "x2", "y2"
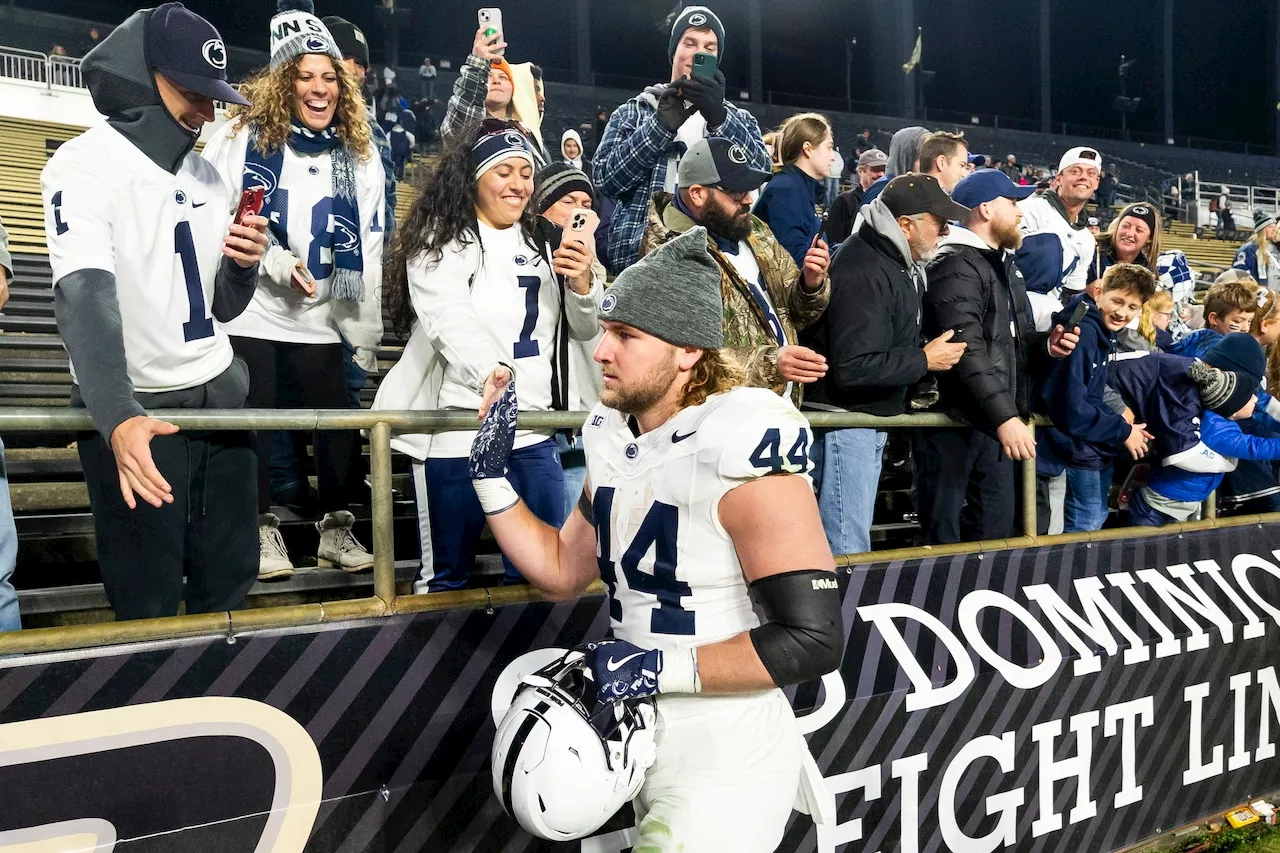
[{"x1": 640, "y1": 192, "x2": 830, "y2": 407}]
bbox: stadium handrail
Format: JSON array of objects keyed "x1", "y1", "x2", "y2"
[
  {"x1": 0, "y1": 406, "x2": 1236, "y2": 657},
  {"x1": 0, "y1": 44, "x2": 82, "y2": 91}
]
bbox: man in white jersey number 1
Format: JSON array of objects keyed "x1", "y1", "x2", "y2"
[
  {"x1": 41, "y1": 4, "x2": 269, "y2": 620},
  {"x1": 470, "y1": 227, "x2": 845, "y2": 851}
]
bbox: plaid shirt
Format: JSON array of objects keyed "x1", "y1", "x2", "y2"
[
  {"x1": 440, "y1": 55, "x2": 548, "y2": 163},
  {"x1": 594, "y1": 88, "x2": 768, "y2": 273}
]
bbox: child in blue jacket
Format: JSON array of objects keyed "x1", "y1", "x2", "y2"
[
  {"x1": 1109, "y1": 334, "x2": 1280, "y2": 526},
  {"x1": 1035, "y1": 264, "x2": 1158, "y2": 532}
]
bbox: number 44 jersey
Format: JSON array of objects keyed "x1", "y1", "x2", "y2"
[
  {"x1": 42, "y1": 123, "x2": 235, "y2": 393},
  {"x1": 583, "y1": 387, "x2": 815, "y2": 652}
]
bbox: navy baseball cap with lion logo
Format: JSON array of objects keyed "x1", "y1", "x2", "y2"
[
  {"x1": 677, "y1": 137, "x2": 772, "y2": 193},
  {"x1": 146, "y1": 2, "x2": 249, "y2": 105}
]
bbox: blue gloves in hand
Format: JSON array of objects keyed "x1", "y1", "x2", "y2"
[
  {"x1": 579, "y1": 639, "x2": 664, "y2": 705},
  {"x1": 470, "y1": 377, "x2": 520, "y2": 514}
]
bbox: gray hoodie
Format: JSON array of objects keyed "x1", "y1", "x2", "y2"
[{"x1": 887, "y1": 126, "x2": 928, "y2": 177}]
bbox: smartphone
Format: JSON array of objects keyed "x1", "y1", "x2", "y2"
[
  {"x1": 1066, "y1": 300, "x2": 1090, "y2": 331},
  {"x1": 234, "y1": 187, "x2": 264, "y2": 227},
  {"x1": 291, "y1": 263, "x2": 316, "y2": 297},
  {"x1": 691, "y1": 51, "x2": 718, "y2": 81},
  {"x1": 478, "y1": 8, "x2": 504, "y2": 56},
  {"x1": 564, "y1": 208, "x2": 600, "y2": 247}
]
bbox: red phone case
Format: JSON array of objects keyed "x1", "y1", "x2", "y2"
[{"x1": 235, "y1": 187, "x2": 264, "y2": 226}]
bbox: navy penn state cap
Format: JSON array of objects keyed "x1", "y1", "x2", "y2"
[{"x1": 146, "y1": 2, "x2": 249, "y2": 106}]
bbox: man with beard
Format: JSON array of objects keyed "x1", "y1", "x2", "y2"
[
  {"x1": 917, "y1": 169, "x2": 1079, "y2": 543},
  {"x1": 469, "y1": 228, "x2": 843, "y2": 851},
  {"x1": 800, "y1": 174, "x2": 969, "y2": 557},
  {"x1": 639, "y1": 137, "x2": 831, "y2": 407}
]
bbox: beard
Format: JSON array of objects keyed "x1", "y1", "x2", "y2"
[
  {"x1": 599, "y1": 352, "x2": 681, "y2": 415},
  {"x1": 993, "y1": 218, "x2": 1024, "y2": 251},
  {"x1": 908, "y1": 231, "x2": 938, "y2": 263},
  {"x1": 698, "y1": 198, "x2": 752, "y2": 243}
]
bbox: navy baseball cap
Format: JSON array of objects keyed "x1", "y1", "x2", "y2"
[
  {"x1": 951, "y1": 168, "x2": 1035, "y2": 209},
  {"x1": 146, "y1": 3, "x2": 249, "y2": 106},
  {"x1": 678, "y1": 137, "x2": 773, "y2": 194}
]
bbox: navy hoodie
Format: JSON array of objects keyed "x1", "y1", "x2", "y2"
[{"x1": 1035, "y1": 293, "x2": 1133, "y2": 474}]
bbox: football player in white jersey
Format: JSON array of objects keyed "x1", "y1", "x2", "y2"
[
  {"x1": 41, "y1": 3, "x2": 269, "y2": 620},
  {"x1": 469, "y1": 227, "x2": 844, "y2": 851},
  {"x1": 202, "y1": 4, "x2": 385, "y2": 578}
]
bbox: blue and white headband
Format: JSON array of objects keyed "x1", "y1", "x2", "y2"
[{"x1": 474, "y1": 130, "x2": 534, "y2": 180}]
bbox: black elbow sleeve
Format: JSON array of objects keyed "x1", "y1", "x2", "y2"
[{"x1": 747, "y1": 570, "x2": 846, "y2": 688}]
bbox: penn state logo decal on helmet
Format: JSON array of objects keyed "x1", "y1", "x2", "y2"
[
  {"x1": 304, "y1": 35, "x2": 329, "y2": 54},
  {"x1": 202, "y1": 39, "x2": 227, "y2": 70},
  {"x1": 601, "y1": 293, "x2": 617, "y2": 313},
  {"x1": 728, "y1": 144, "x2": 749, "y2": 164},
  {"x1": 688, "y1": 12, "x2": 708, "y2": 26}
]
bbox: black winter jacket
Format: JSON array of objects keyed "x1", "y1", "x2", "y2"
[
  {"x1": 923, "y1": 227, "x2": 1036, "y2": 434},
  {"x1": 802, "y1": 201, "x2": 929, "y2": 416}
]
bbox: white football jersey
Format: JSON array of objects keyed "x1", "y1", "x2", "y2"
[
  {"x1": 201, "y1": 122, "x2": 386, "y2": 345},
  {"x1": 583, "y1": 387, "x2": 814, "y2": 652},
  {"x1": 42, "y1": 124, "x2": 235, "y2": 392}
]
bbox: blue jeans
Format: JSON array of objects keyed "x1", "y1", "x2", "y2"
[
  {"x1": 809, "y1": 428, "x2": 885, "y2": 558},
  {"x1": 1064, "y1": 465, "x2": 1113, "y2": 533},
  {"x1": 556, "y1": 432, "x2": 587, "y2": 520},
  {"x1": 423, "y1": 439, "x2": 565, "y2": 591},
  {"x1": 0, "y1": 439, "x2": 18, "y2": 632}
]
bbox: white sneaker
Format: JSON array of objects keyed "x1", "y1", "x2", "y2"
[
  {"x1": 258, "y1": 513, "x2": 296, "y2": 580},
  {"x1": 317, "y1": 511, "x2": 374, "y2": 573}
]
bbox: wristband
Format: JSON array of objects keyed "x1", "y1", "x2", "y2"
[
  {"x1": 473, "y1": 477, "x2": 519, "y2": 515},
  {"x1": 656, "y1": 647, "x2": 701, "y2": 694}
]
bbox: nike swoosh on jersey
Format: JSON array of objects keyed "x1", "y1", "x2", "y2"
[
  {"x1": 191, "y1": 201, "x2": 207, "y2": 208},
  {"x1": 672, "y1": 430, "x2": 696, "y2": 443},
  {"x1": 606, "y1": 651, "x2": 646, "y2": 672}
]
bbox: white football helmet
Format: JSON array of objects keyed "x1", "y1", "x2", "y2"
[{"x1": 492, "y1": 649, "x2": 658, "y2": 841}]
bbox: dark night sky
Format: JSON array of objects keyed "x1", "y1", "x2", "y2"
[{"x1": 19, "y1": 0, "x2": 1277, "y2": 147}]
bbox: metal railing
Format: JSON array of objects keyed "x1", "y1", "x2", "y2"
[
  {"x1": 0, "y1": 44, "x2": 83, "y2": 92},
  {"x1": 0, "y1": 406, "x2": 1244, "y2": 657}
]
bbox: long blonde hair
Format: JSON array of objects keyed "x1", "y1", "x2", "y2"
[
  {"x1": 1097, "y1": 203, "x2": 1162, "y2": 272},
  {"x1": 1254, "y1": 289, "x2": 1280, "y2": 393},
  {"x1": 1137, "y1": 290, "x2": 1173, "y2": 346},
  {"x1": 681, "y1": 348, "x2": 744, "y2": 409},
  {"x1": 227, "y1": 55, "x2": 372, "y2": 160}
]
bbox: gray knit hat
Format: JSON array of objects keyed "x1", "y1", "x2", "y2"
[
  {"x1": 601, "y1": 227, "x2": 724, "y2": 349},
  {"x1": 270, "y1": 0, "x2": 343, "y2": 70},
  {"x1": 1255, "y1": 208, "x2": 1277, "y2": 234},
  {"x1": 668, "y1": 6, "x2": 725, "y2": 61}
]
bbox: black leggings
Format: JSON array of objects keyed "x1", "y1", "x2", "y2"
[{"x1": 231, "y1": 337, "x2": 362, "y2": 515}]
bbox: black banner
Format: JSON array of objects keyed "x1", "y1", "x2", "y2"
[{"x1": 0, "y1": 525, "x2": 1278, "y2": 851}]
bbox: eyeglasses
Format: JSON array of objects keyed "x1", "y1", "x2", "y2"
[{"x1": 1154, "y1": 310, "x2": 1174, "y2": 320}]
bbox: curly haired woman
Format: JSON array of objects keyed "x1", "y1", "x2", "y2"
[{"x1": 203, "y1": 0, "x2": 385, "y2": 579}]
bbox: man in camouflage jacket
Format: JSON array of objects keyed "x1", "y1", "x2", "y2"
[{"x1": 641, "y1": 186, "x2": 831, "y2": 408}]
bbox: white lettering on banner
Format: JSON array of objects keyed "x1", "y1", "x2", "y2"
[
  {"x1": 1195, "y1": 560, "x2": 1266, "y2": 640},
  {"x1": 1183, "y1": 682, "x2": 1225, "y2": 785},
  {"x1": 1103, "y1": 696, "x2": 1155, "y2": 808},
  {"x1": 891, "y1": 753, "x2": 928, "y2": 853},
  {"x1": 1137, "y1": 565, "x2": 1235, "y2": 650},
  {"x1": 937, "y1": 733, "x2": 1024, "y2": 853},
  {"x1": 1236, "y1": 553, "x2": 1280, "y2": 624},
  {"x1": 814, "y1": 764, "x2": 883, "y2": 852},
  {"x1": 857, "y1": 603, "x2": 975, "y2": 712},
  {"x1": 1023, "y1": 577, "x2": 1149, "y2": 674},
  {"x1": 1256, "y1": 666, "x2": 1280, "y2": 761},
  {"x1": 1030, "y1": 711, "x2": 1100, "y2": 837},
  {"x1": 1229, "y1": 672, "x2": 1254, "y2": 771},
  {"x1": 1105, "y1": 572, "x2": 1184, "y2": 659},
  {"x1": 957, "y1": 590, "x2": 1063, "y2": 690}
]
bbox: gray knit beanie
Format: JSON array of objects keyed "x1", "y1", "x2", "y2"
[
  {"x1": 270, "y1": 0, "x2": 343, "y2": 70},
  {"x1": 1189, "y1": 360, "x2": 1254, "y2": 418},
  {"x1": 601, "y1": 227, "x2": 724, "y2": 349},
  {"x1": 668, "y1": 6, "x2": 725, "y2": 62}
]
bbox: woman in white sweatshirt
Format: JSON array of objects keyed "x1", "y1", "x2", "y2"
[
  {"x1": 378, "y1": 120, "x2": 602, "y2": 593},
  {"x1": 203, "y1": 6, "x2": 385, "y2": 579}
]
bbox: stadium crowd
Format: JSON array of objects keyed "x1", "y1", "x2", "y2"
[{"x1": 2, "y1": 0, "x2": 1280, "y2": 626}]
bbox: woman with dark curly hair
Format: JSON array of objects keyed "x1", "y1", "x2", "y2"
[
  {"x1": 376, "y1": 120, "x2": 603, "y2": 593},
  {"x1": 203, "y1": 1, "x2": 385, "y2": 580}
]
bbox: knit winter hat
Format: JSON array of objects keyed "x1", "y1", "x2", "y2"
[
  {"x1": 668, "y1": 6, "x2": 725, "y2": 61},
  {"x1": 533, "y1": 162, "x2": 594, "y2": 214},
  {"x1": 1254, "y1": 208, "x2": 1277, "y2": 234},
  {"x1": 601, "y1": 226, "x2": 724, "y2": 349},
  {"x1": 320, "y1": 16, "x2": 368, "y2": 69},
  {"x1": 270, "y1": 0, "x2": 342, "y2": 70},
  {"x1": 1194, "y1": 332, "x2": 1266, "y2": 417}
]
